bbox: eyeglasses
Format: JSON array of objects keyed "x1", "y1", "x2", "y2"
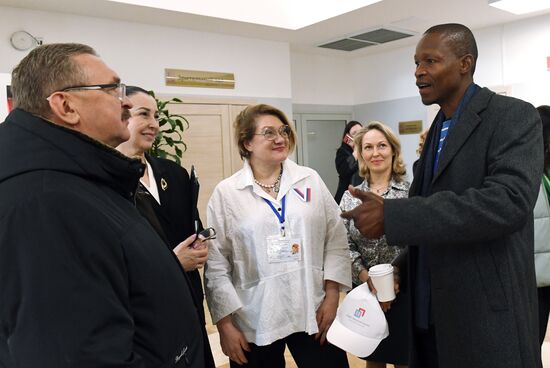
[
  {"x1": 254, "y1": 125, "x2": 291, "y2": 141},
  {"x1": 197, "y1": 227, "x2": 217, "y2": 242},
  {"x1": 56, "y1": 83, "x2": 127, "y2": 101}
]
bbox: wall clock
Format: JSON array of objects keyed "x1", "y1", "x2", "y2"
[{"x1": 10, "y1": 31, "x2": 36, "y2": 51}]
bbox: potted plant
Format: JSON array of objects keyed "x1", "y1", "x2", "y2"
[{"x1": 148, "y1": 91, "x2": 188, "y2": 164}]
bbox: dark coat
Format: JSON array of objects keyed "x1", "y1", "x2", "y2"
[
  {"x1": 0, "y1": 109, "x2": 206, "y2": 368},
  {"x1": 141, "y1": 155, "x2": 204, "y2": 311},
  {"x1": 138, "y1": 155, "x2": 215, "y2": 367},
  {"x1": 386, "y1": 88, "x2": 543, "y2": 367},
  {"x1": 334, "y1": 143, "x2": 360, "y2": 204}
]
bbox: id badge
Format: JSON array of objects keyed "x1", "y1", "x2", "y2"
[{"x1": 266, "y1": 235, "x2": 302, "y2": 263}]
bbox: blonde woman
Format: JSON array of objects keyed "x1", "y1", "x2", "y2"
[{"x1": 340, "y1": 122, "x2": 409, "y2": 368}]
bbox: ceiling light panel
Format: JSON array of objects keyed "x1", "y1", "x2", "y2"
[
  {"x1": 488, "y1": 0, "x2": 550, "y2": 15},
  {"x1": 106, "y1": 0, "x2": 383, "y2": 30}
]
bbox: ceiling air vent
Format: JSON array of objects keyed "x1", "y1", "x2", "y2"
[
  {"x1": 319, "y1": 38, "x2": 376, "y2": 51},
  {"x1": 351, "y1": 28, "x2": 413, "y2": 43},
  {"x1": 319, "y1": 27, "x2": 415, "y2": 52}
]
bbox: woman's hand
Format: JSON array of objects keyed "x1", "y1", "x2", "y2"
[
  {"x1": 217, "y1": 316, "x2": 250, "y2": 365},
  {"x1": 315, "y1": 281, "x2": 340, "y2": 344},
  {"x1": 359, "y1": 269, "x2": 398, "y2": 312},
  {"x1": 173, "y1": 234, "x2": 209, "y2": 271}
]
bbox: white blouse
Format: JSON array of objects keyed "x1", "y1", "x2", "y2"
[
  {"x1": 205, "y1": 159, "x2": 351, "y2": 346},
  {"x1": 140, "y1": 159, "x2": 160, "y2": 204}
]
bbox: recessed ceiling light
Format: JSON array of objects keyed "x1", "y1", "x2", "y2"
[
  {"x1": 488, "y1": 0, "x2": 550, "y2": 15},
  {"x1": 106, "y1": 0, "x2": 383, "y2": 29}
]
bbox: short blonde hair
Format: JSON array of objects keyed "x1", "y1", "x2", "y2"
[
  {"x1": 354, "y1": 121, "x2": 407, "y2": 182},
  {"x1": 234, "y1": 104, "x2": 296, "y2": 159}
]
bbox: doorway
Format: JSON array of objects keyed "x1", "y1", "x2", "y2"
[
  {"x1": 294, "y1": 113, "x2": 352, "y2": 196},
  {"x1": 160, "y1": 96, "x2": 252, "y2": 217}
]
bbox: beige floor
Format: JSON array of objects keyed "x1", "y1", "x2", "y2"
[{"x1": 206, "y1": 294, "x2": 550, "y2": 368}]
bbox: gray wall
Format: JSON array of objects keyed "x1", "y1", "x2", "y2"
[
  {"x1": 293, "y1": 103, "x2": 353, "y2": 115},
  {"x1": 258, "y1": 97, "x2": 293, "y2": 120}
]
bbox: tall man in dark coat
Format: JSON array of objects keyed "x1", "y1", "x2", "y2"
[
  {"x1": 342, "y1": 23, "x2": 542, "y2": 368},
  {"x1": 0, "y1": 43, "x2": 206, "y2": 367}
]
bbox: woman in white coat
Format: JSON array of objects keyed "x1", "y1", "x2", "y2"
[{"x1": 205, "y1": 104, "x2": 351, "y2": 368}]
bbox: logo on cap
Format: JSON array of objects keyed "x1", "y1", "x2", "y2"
[{"x1": 353, "y1": 307, "x2": 366, "y2": 319}]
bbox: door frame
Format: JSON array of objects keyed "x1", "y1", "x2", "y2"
[{"x1": 293, "y1": 113, "x2": 352, "y2": 166}]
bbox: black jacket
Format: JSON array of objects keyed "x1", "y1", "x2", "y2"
[
  {"x1": 137, "y1": 155, "x2": 215, "y2": 367},
  {"x1": 334, "y1": 143, "x2": 361, "y2": 204},
  {"x1": 0, "y1": 109, "x2": 205, "y2": 368},
  {"x1": 145, "y1": 155, "x2": 203, "y2": 307}
]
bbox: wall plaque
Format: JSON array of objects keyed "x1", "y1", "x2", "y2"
[
  {"x1": 398, "y1": 120, "x2": 423, "y2": 135},
  {"x1": 165, "y1": 68, "x2": 235, "y2": 89}
]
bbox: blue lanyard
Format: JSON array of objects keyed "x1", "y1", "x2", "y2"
[{"x1": 263, "y1": 195, "x2": 286, "y2": 236}]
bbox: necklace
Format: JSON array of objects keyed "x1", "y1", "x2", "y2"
[
  {"x1": 254, "y1": 165, "x2": 283, "y2": 193},
  {"x1": 370, "y1": 183, "x2": 389, "y2": 194}
]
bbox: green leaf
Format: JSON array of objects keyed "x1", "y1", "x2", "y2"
[
  {"x1": 147, "y1": 93, "x2": 188, "y2": 163},
  {"x1": 174, "y1": 119, "x2": 184, "y2": 131},
  {"x1": 158, "y1": 101, "x2": 168, "y2": 110}
]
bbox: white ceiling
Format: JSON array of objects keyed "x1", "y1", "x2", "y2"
[{"x1": 1, "y1": 0, "x2": 550, "y2": 57}]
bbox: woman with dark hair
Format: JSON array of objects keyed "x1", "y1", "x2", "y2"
[
  {"x1": 116, "y1": 86, "x2": 215, "y2": 367},
  {"x1": 205, "y1": 104, "x2": 351, "y2": 367},
  {"x1": 534, "y1": 105, "x2": 550, "y2": 347},
  {"x1": 334, "y1": 120, "x2": 362, "y2": 204}
]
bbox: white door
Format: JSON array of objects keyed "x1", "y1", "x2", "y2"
[
  {"x1": 161, "y1": 99, "x2": 250, "y2": 217},
  {"x1": 294, "y1": 113, "x2": 351, "y2": 196}
]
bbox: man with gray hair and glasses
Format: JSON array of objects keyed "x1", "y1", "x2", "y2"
[{"x1": 0, "y1": 43, "x2": 207, "y2": 367}]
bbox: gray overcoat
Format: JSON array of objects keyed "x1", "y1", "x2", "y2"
[{"x1": 385, "y1": 87, "x2": 543, "y2": 368}]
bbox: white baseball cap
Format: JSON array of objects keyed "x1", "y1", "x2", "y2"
[{"x1": 327, "y1": 282, "x2": 389, "y2": 357}]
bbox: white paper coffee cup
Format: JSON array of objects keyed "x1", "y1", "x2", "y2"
[{"x1": 368, "y1": 264, "x2": 395, "y2": 302}]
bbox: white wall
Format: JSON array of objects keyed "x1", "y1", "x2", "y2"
[
  {"x1": 351, "y1": 46, "x2": 417, "y2": 104},
  {"x1": 0, "y1": 6, "x2": 292, "y2": 99},
  {"x1": 471, "y1": 26, "x2": 504, "y2": 89},
  {"x1": 501, "y1": 14, "x2": 550, "y2": 107},
  {"x1": 290, "y1": 51, "x2": 354, "y2": 105}
]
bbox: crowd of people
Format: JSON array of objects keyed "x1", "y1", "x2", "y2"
[{"x1": 0, "y1": 22, "x2": 547, "y2": 368}]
